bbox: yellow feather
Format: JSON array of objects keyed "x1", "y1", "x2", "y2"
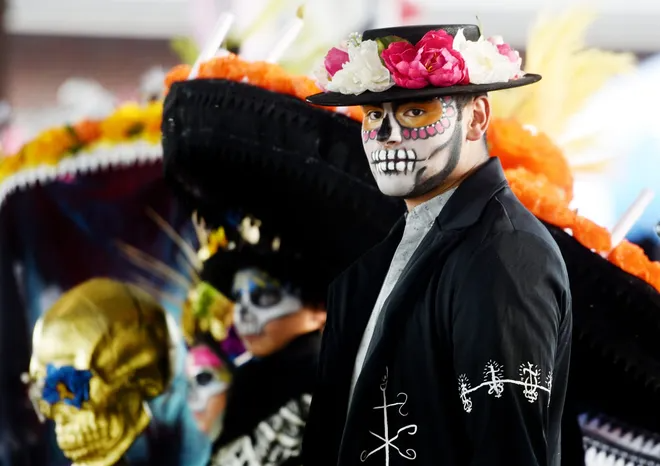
[{"x1": 491, "y1": 5, "x2": 635, "y2": 158}]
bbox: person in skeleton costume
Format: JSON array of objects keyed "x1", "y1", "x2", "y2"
[
  {"x1": 199, "y1": 236, "x2": 327, "y2": 465},
  {"x1": 23, "y1": 278, "x2": 177, "y2": 466},
  {"x1": 299, "y1": 24, "x2": 571, "y2": 465},
  {"x1": 185, "y1": 342, "x2": 233, "y2": 440}
]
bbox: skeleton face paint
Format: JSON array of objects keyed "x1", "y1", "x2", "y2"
[
  {"x1": 185, "y1": 345, "x2": 231, "y2": 439},
  {"x1": 231, "y1": 268, "x2": 302, "y2": 337},
  {"x1": 361, "y1": 96, "x2": 463, "y2": 198}
]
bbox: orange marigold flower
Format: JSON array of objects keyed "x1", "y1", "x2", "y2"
[
  {"x1": 571, "y1": 215, "x2": 611, "y2": 254},
  {"x1": 198, "y1": 54, "x2": 246, "y2": 81},
  {"x1": 164, "y1": 64, "x2": 192, "y2": 92},
  {"x1": 608, "y1": 240, "x2": 660, "y2": 291},
  {"x1": 345, "y1": 106, "x2": 364, "y2": 122},
  {"x1": 489, "y1": 118, "x2": 573, "y2": 202},
  {"x1": 291, "y1": 76, "x2": 322, "y2": 101},
  {"x1": 72, "y1": 120, "x2": 102, "y2": 144},
  {"x1": 647, "y1": 262, "x2": 660, "y2": 292}
]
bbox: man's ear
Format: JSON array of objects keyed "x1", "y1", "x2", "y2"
[{"x1": 466, "y1": 95, "x2": 490, "y2": 142}]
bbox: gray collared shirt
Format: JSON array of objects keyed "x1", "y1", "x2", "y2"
[{"x1": 348, "y1": 188, "x2": 457, "y2": 403}]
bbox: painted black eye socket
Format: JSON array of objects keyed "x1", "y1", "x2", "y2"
[
  {"x1": 250, "y1": 287, "x2": 283, "y2": 308},
  {"x1": 195, "y1": 371, "x2": 214, "y2": 386}
]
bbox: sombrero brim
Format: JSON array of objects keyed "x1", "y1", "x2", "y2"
[
  {"x1": 544, "y1": 221, "x2": 659, "y2": 432},
  {"x1": 306, "y1": 74, "x2": 542, "y2": 107},
  {"x1": 162, "y1": 79, "x2": 405, "y2": 300}
]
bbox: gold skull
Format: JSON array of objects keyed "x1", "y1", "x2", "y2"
[{"x1": 26, "y1": 278, "x2": 175, "y2": 466}]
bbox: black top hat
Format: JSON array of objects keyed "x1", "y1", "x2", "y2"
[
  {"x1": 307, "y1": 24, "x2": 541, "y2": 107},
  {"x1": 162, "y1": 79, "x2": 406, "y2": 303}
]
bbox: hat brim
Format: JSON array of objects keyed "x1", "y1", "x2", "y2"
[
  {"x1": 306, "y1": 74, "x2": 542, "y2": 107},
  {"x1": 162, "y1": 79, "x2": 405, "y2": 301},
  {"x1": 544, "y1": 221, "x2": 659, "y2": 432}
]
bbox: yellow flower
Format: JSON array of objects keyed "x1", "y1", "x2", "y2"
[
  {"x1": 0, "y1": 153, "x2": 26, "y2": 181},
  {"x1": 100, "y1": 103, "x2": 146, "y2": 141},
  {"x1": 143, "y1": 101, "x2": 163, "y2": 135},
  {"x1": 23, "y1": 128, "x2": 76, "y2": 167}
]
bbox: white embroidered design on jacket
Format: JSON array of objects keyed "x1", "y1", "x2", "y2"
[
  {"x1": 360, "y1": 367, "x2": 418, "y2": 464},
  {"x1": 457, "y1": 361, "x2": 553, "y2": 413},
  {"x1": 210, "y1": 394, "x2": 311, "y2": 465}
]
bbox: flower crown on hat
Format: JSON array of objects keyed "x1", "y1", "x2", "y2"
[{"x1": 315, "y1": 28, "x2": 523, "y2": 96}]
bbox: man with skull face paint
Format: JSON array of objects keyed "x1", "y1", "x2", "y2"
[
  {"x1": 195, "y1": 230, "x2": 326, "y2": 466},
  {"x1": 302, "y1": 25, "x2": 572, "y2": 465}
]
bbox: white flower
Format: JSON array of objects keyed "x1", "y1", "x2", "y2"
[
  {"x1": 326, "y1": 39, "x2": 394, "y2": 95},
  {"x1": 453, "y1": 29, "x2": 521, "y2": 85},
  {"x1": 312, "y1": 62, "x2": 331, "y2": 91}
]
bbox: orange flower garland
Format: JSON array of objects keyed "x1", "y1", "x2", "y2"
[
  {"x1": 163, "y1": 54, "x2": 364, "y2": 122},
  {"x1": 497, "y1": 119, "x2": 658, "y2": 291},
  {"x1": 488, "y1": 119, "x2": 573, "y2": 203}
]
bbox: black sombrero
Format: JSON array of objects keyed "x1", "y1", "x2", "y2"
[
  {"x1": 162, "y1": 79, "x2": 406, "y2": 293},
  {"x1": 199, "y1": 241, "x2": 326, "y2": 306},
  {"x1": 306, "y1": 24, "x2": 541, "y2": 107}
]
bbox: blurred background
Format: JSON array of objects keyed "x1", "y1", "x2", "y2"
[{"x1": 0, "y1": 0, "x2": 658, "y2": 465}]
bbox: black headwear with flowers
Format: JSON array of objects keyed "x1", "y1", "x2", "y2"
[{"x1": 307, "y1": 24, "x2": 540, "y2": 107}]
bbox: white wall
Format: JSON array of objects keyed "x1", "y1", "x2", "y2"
[{"x1": 6, "y1": 0, "x2": 660, "y2": 51}]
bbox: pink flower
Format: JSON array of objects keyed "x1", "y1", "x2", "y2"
[
  {"x1": 381, "y1": 29, "x2": 469, "y2": 90},
  {"x1": 417, "y1": 30, "x2": 469, "y2": 86},
  {"x1": 381, "y1": 41, "x2": 429, "y2": 89},
  {"x1": 324, "y1": 47, "x2": 350, "y2": 77},
  {"x1": 487, "y1": 36, "x2": 522, "y2": 66}
]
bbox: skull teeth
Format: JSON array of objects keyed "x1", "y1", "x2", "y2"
[{"x1": 372, "y1": 149, "x2": 417, "y2": 174}]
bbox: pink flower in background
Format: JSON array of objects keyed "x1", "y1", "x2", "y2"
[
  {"x1": 381, "y1": 41, "x2": 428, "y2": 89},
  {"x1": 487, "y1": 36, "x2": 522, "y2": 67},
  {"x1": 324, "y1": 47, "x2": 350, "y2": 77}
]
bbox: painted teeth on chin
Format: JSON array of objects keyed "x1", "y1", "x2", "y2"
[
  {"x1": 396, "y1": 161, "x2": 406, "y2": 172},
  {"x1": 387, "y1": 150, "x2": 395, "y2": 160},
  {"x1": 379, "y1": 150, "x2": 386, "y2": 161},
  {"x1": 407, "y1": 149, "x2": 416, "y2": 160},
  {"x1": 407, "y1": 161, "x2": 414, "y2": 172}
]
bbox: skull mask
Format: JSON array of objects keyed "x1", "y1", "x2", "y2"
[
  {"x1": 231, "y1": 268, "x2": 302, "y2": 336},
  {"x1": 26, "y1": 278, "x2": 175, "y2": 466}
]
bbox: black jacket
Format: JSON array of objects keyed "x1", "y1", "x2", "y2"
[
  {"x1": 209, "y1": 331, "x2": 321, "y2": 465},
  {"x1": 303, "y1": 158, "x2": 572, "y2": 466}
]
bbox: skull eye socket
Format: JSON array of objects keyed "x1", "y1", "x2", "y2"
[
  {"x1": 194, "y1": 371, "x2": 214, "y2": 386},
  {"x1": 250, "y1": 287, "x2": 282, "y2": 308}
]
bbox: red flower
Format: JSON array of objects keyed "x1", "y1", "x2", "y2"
[{"x1": 381, "y1": 41, "x2": 428, "y2": 89}]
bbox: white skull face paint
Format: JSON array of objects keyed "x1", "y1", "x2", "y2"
[
  {"x1": 185, "y1": 344, "x2": 231, "y2": 440},
  {"x1": 231, "y1": 268, "x2": 302, "y2": 337},
  {"x1": 361, "y1": 96, "x2": 463, "y2": 198},
  {"x1": 185, "y1": 345, "x2": 230, "y2": 413}
]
